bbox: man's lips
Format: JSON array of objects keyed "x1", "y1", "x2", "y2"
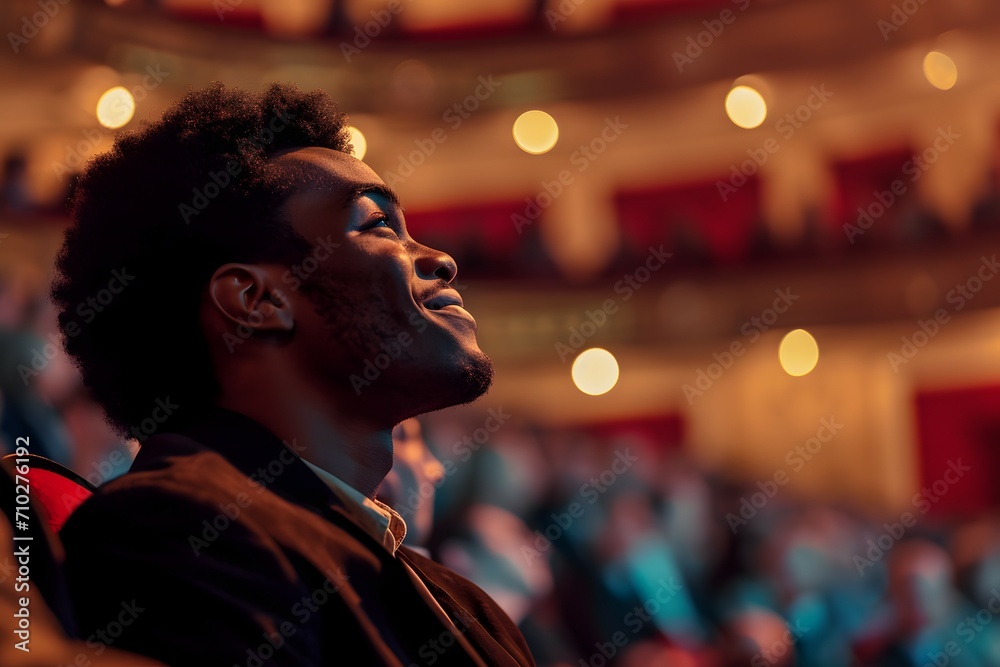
[
  {"x1": 422, "y1": 289, "x2": 464, "y2": 311},
  {"x1": 421, "y1": 289, "x2": 476, "y2": 326}
]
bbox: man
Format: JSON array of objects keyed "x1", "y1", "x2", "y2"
[{"x1": 52, "y1": 83, "x2": 534, "y2": 666}]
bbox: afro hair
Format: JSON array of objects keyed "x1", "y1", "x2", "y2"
[{"x1": 51, "y1": 82, "x2": 353, "y2": 437}]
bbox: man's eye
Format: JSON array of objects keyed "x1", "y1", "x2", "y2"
[{"x1": 366, "y1": 217, "x2": 390, "y2": 230}]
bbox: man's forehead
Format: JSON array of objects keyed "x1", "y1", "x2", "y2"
[{"x1": 272, "y1": 146, "x2": 385, "y2": 198}]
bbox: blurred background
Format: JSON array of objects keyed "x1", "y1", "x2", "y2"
[{"x1": 3, "y1": 0, "x2": 1000, "y2": 664}]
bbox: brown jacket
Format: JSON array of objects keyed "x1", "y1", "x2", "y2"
[{"x1": 61, "y1": 409, "x2": 535, "y2": 666}]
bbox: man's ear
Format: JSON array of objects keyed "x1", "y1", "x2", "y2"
[{"x1": 207, "y1": 263, "x2": 294, "y2": 334}]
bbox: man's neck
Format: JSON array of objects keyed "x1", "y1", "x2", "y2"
[{"x1": 216, "y1": 375, "x2": 392, "y2": 500}]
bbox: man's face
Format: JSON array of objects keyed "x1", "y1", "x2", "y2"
[{"x1": 271, "y1": 147, "x2": 493, "y2": 425}]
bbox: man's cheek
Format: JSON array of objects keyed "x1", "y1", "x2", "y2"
[{"x1": 408, "y1": 310, "x2": 429, "y2": 334}]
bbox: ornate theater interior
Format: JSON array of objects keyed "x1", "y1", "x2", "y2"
[{"x1": 3, "y1": 0, "x2": 1000, "y2": 664}]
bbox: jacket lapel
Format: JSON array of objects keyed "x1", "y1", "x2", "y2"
[{"x1": 399, "y1": 550, "x2": 526, "y2": 667}]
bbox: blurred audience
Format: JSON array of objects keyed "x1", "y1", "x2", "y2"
[
  {"x1": 380, "y1": 411, "x2": 1000, "y2": 667},
  {"x1": 0, "y1": 265, "x2": 73, "y2": 464},
  {"x1": 379, "y1": 417, "x2": 445, "y2": 552}
]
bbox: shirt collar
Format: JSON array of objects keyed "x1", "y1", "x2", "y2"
[{"x1": 301, "y1": 459, "x2": 407, "y2": 555}]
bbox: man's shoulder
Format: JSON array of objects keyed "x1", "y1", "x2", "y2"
[
  {"x1": 62, "y1": 428, "x2": 351, "y2": 557},
  {"x1": 64, "y1": 433, "x2": 260, "y2": 536},
  {"x1": 91, "y1": 434, "x2": 244, "y2": 501}
]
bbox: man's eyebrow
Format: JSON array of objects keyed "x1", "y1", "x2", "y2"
[{"x1": 346, "y1": 184, "x2": 401, "y2": 209}]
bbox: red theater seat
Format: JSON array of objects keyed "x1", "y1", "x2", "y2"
[
  {"x1": 0, "y1": 453, "x2": 93, "y2": 636},
  {"x1": 1, "y1": 453, "x2": 95, "y2": 534}
]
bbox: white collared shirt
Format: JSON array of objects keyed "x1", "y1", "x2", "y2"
[
  {"x1": 301, "y1": 459, "x2": 407, "y2": 555},
  {"x1": 301, "y1": 460, "x2": 464, "y2": 638}
]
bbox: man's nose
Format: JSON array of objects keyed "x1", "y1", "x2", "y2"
[{"x1": 414, "y1": 245, "x2": 457, "y2": 283}]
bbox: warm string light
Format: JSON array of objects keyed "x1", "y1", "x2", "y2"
[
  {"x1": 572, "y1": 348, "x2": 619, "y2": 395},
  {"x1": 779, "y1": 329, "x2": 819, "y2": 377},
  {"x1": 96, "y1": 86, "x2": 135, "y2": 129},
  {"x1": 725, "y1": 85, "x2": 767, "y2": 129},
  {"x1": 513, "y1": 110, "x2": 559, "y2": 154}
]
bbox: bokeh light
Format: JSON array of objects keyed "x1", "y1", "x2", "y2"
[
  {"x1": 725, "y1": 85, "x2": 767, "y2": 129},
  {"x1": 779, "y1": 329, "x2": 819, "y2": 377},
  {"x1": 95, "y1": 86, "x2": 135, "y2": 129},
  {"x1": 923, "y1": 51, "x2": 958, "y2": 90},
  {"x1": 512, "y1": 110, "x2": 559, "y2": 154},
  {"x1": 348, "y1": 126, "x2": 367, "y2": 160},
  {"x1": 571, "y1": 348, "x2": 620, "y2": 395}
]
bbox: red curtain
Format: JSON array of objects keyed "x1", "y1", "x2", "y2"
[
  {"x1": 614, "y1": 174, "x2": 762, "y2": 264},
  {"x1": 913, "y1": 385, "x2": 1000, "y2": 516}
]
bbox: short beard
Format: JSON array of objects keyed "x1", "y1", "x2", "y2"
[
  {"x1": 448, "y1": 348, "x2": 495, "y2": 406},
  {"x1": 300, "y1": 274, "x2": 495, "y2": 418}
]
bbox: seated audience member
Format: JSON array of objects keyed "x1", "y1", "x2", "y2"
[
  {"x1": 51, "y1": 83, "x2": 534, "y2": 666},
  {"x1": 378, "y1": 417, "x2": 445, "y2": 553}
]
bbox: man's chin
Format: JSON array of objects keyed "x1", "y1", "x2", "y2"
[
  {"x1": 456, "y1": 348, "x2": 494, "y2": 404},
  {"x1": 417, "y1": 348, "x2": 494, "y2": 416}
]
